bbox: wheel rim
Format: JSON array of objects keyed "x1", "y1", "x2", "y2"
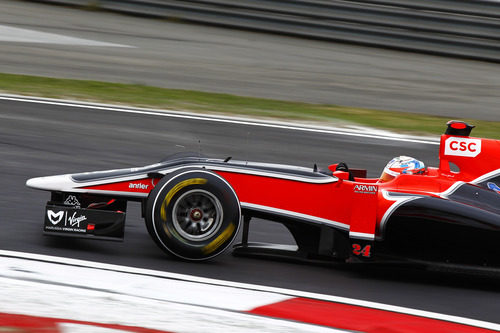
[{"x1": 171, "y1": 189, "x2": 223, "y2": 241}]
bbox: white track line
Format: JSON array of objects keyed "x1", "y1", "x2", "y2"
[
  {"x1": 0, "y1": 250, "x2": 498, "y2": 331},
  {"x1": 0, "y1": 94, "x2": 439, "y2": 145},
  {"x1": 0, "y1": 25, "x2": 132, "y2": 47}
]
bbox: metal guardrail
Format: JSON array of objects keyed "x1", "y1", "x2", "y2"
[{"x1": 33, "y1": 0, "x2": 500, "y2": 62}]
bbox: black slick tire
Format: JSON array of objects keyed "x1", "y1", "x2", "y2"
[{"x1": 145, "y1": 169, "x2": 241, "y2": 261}]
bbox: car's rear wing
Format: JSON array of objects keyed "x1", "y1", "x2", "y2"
[{"x1": 439, "y1": 120, "x2": 500, "y2": 181}]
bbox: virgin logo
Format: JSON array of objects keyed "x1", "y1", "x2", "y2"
[{"x1": 444, "y1": 137, "x2": 481, "y2": 157}]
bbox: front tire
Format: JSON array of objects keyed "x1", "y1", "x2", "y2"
[{"x1": 145, "y1": 169, "x2": 241, "y2": 261}]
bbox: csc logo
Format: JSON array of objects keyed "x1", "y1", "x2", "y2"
[{"x1": 444, "y1": 137, "x2": 481, "y2": 157}]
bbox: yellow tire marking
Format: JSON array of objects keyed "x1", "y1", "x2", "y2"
[{"x1": 202, "y1": 223, "x2": 235, "y2": 255}]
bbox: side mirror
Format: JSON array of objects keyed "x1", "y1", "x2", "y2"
[{"x1": 333, "y1": 170, "x2": 350, "y2": 181}]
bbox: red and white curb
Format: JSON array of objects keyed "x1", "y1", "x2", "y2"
[{"x1": 0, "y1": 250, "x2": 498, "y2": 333}]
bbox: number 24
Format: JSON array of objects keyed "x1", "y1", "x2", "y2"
[{"x1": 352, "y1": 244, "x2": 371, "y2": 257}]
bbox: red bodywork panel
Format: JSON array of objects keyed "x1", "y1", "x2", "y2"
[{"x1": 216, "y1": 171, "x2": 350, "y2": 228}]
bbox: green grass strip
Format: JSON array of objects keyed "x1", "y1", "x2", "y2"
[{"x1": 1, "y1": 73, "x2": 498, "y2": 139}]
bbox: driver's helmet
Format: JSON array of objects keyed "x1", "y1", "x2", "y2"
[{"x1": 379, "y1": 156, "x2": 426, "y2": 182}]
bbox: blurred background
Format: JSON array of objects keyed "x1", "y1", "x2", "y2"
[{"x1": 0, "y1": 0, "x2": 499, "y2": 331}]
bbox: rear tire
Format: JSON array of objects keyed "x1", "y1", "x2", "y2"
[{"x1": 145, "y1": 169, "x2": 241, "y2": 261}]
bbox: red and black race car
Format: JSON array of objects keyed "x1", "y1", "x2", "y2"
[{"x1": 26, "y1": 121, "x2": 500, "y2": 272}]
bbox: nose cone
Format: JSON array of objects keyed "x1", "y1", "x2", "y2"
[{"x1": 26, "y1": 174, "x2": 74, "y2": 192}]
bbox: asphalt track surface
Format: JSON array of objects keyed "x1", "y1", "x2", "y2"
[
  {"x1": 1, "y1": 97, "x2": 499, "y2": 325},
  {"x1": 1, "y1": 0, "x2": 500, "y2": 121},
  {"x1": 0, "y1": 0, "x2": 499, "y2": 327}
]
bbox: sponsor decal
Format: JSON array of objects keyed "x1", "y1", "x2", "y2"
[
  {"x1": 47, "y1": 210, "x2": 64, "y2": 225},
  {"x1": 67, "y1": 212, "x2": 87, "y2": 227},
  {"x1": 45, "y1": 225, "x2": 87, "y2": 233},
  {"x1": 45, "y1": 209, "x2": 87, "y2": 233},
  {"x1": 353, "y1": 184, "x2": 378, "y2": 195},
  {"x1": 444, "y1": 137, "x2": 481, "y2": 157},
  {"x1": 44, "y1": 206, "x2": 125, "y2": 238},
  {"x1": 487, "y1": 182, "x2": 500, "y2": 194},
  {"x1": 129, "y1": 183, "x2": 149, "y2": 190},
  {"x1": 64, "y1": 195, "x2": 80, "y2": 207}
]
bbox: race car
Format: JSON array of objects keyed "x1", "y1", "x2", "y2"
[{"x1": 26, "y1": 120, "x2": 500, "y2": 271}]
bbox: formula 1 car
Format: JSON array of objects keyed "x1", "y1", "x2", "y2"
[{"x1": 26, "y1": 121, "x2": 500, "y2": 271}]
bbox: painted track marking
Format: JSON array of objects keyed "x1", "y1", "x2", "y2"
[
  {"x1": 0, "y1": 25, "x2": 132, "y2": 47},
  {"x1": 0, "y1": 94, "x2": 439, "y2": 145}
]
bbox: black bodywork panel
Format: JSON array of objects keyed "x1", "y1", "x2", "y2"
[{"x1": 384, "y1": 183, "x2": 500, "y2": 269}]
